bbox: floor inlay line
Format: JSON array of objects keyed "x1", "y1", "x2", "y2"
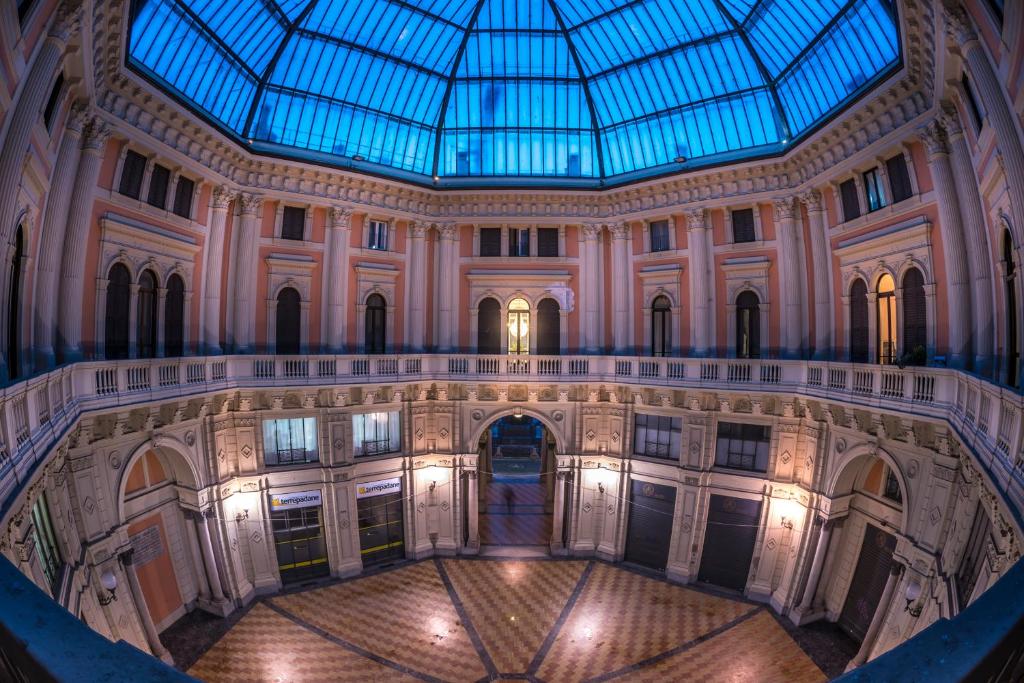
[
  {"x1": 526, "y1": 560, "x2": 596, "y2": 675},
  {"x1": 263, "y1": 598, "x2": 444, "y2": 683},
  {"x1": 434, "y1": 557, "x2": 501, "y2": 680}
]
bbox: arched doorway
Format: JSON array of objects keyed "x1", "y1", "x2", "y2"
[
  {"x1": 164, "y1": 274, "x2": 185, "y2": 357},
  {"x1": 365, "y1": 293, "x2": 386, "y2": 353},
  {"x1": 137, "y1": 269, "x2": 158, "y2": 359},
  {"x1": 651, "y1": 295, "x2": 671, "y2": 357},
  {"x1": 1002, "y1": 230, "x2": 1019, "y2": 388},
  {"x1": 6, "y1": 226, "x2": 25, "y2": 379},
  {"x1": 849, "y1": 279, "x2": 869, "y2": 363},
  {"x1": 736, "y1": 290, "x2": 760, "y2": 358},
  {"x1": 276, "y1": 287, "x2": 301, "y2": 354},
  {"x1": 901, "y1": 267, "x2": 926, "y2": 365},
  {"x1": 876, "y1": 273, "x2": 897, "y2": 364},
  {"x1": 507, "y1": 297, "x2": 530, "y2": 355},
  {"x1": 477, "y1": 297, "x2": 500, "y2": 353},
  {"x1": 105, "y1": 264, "x2": 131, "y2": 360},
  {"x1": 537, "y1": 298, "x2": 560, "y2": 355},
  {"x1": 477, "y1": 415, "x2": 556, "y2": 547}
]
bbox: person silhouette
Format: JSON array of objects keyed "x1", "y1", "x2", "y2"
[{"x1": 504, "y1": 486, "x2": 515, "y2": 513}]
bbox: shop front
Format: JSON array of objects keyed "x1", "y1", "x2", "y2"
[
  {"x1": 270, "y1": 489, "x2": 329, "y2": 584},
  {"x1": 356, "y1": 477, "x2": 406, "y2": 567}
]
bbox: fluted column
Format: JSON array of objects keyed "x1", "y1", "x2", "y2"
[
  {"x1": 119, "y1": 549, "x2": 173, "y2": 664},
  {"x1": 848, "y1": 562, "x2": 903, "y2": 669},
  {"x1": 581, "y1": 224, "x2": 602, "y2": 352},
  {"x1": 799, "y1": 190, "x2": 834, "y2": 359},
  {"x1": 797, "y1": 519, "x2": 832, "y2": 614},
  {"x1": 57, "y1": 119, "x2": 111, "y2": 362},
  {"x1": 200, "y1": 186, "x2": 233, "y2": 354},
  {"x1": 942, "y1": 103, "x2": 996, "y2": 375},
  {"x1": 0, "y1": 0, "x2": 81, "y2": 265},
  {"x1": 407, "y1": 221, "x2": 427, "y2": 351},
  {"x1": 920, "y1": 119, "x2": 972, "y2": 368},
  {"x1": 466, "y1": 471, "x2": 479, "y2": 550},
  {"x1": 195, "y1": 510, "x2": 227, "y2": 603},
  {"x1": 32, "y1": 101, "x2": 88, "y2": 370},
  {"x1": 610, "y1": 222, "x2": 631, "y2": 353},
  {"x1": 686, "y1": 209, "x2": 711, "y2": 355},
  {"x1": 322, "y1": 206, "x2": 352, "y2": 352},
  {"x1": 774, "y1": 197, "x2": 804, "y2": 357},
  {"x1": 437, "y1": 223, "x2": 458, "y2": 351},
  {"x1": 945, "y1": 5, "x2": 1024, "y2": 247},
  {"x1": 231, "y1": 194, "x2": 262, "y2": 352}
]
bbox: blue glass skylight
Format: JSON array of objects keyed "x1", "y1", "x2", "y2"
[{"x1": 127, "y1": 0, "x2": 900, "y2": 186}]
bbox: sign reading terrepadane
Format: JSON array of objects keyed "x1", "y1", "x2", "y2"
[
  {"x1": 356, "y1": 477, "x2": 402, "y2": 499},
  {"x1": 269, "y1": 489, "x2": 322, "y2": 510}
]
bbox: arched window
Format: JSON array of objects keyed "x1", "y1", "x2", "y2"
[
  {"x1": 850, "y1": 279, "x2": 869, "y2": 363},
  {"x1": 902, "y1": 268, "x2": 927, "y2": 365},
  {"x1": 877, "y1": 273, "x2": 897, "y2": 365},
  {"x1": 6, "y1": 227, "x2": 24, "y2": 379},
  {"x1": 1004, "y1": 231, "x2": 1019, "y2": 388},
  {"x1": 736, "y1": 291, "x2": 760, "y2": 359},
  {"x1": 105, "y1": 264, "x2": 131, "y2": 360},
  {"x1": 164, "y1": 274, "x2": 185, "y2": 357},
  {"x1": 651, "y1": 295, "x2": 671, "y2": 357},
  {"x1": 477, "y1": 298, "x2": 501, "y2": 353},
  {"x1": 365, "y1": 293, "x2": 386, "y2": 354},
  {"x1": 137, "y1": 270, "x2": 158, "y2": 359},
  {"x1": 507, "y1": 297, "x2": 530, "y2": 355},
  {"x1": 537, "y1": 298, "x2": 560, "y2": 355},
  {"x1": 276, "y1": 287, "x2": 301, "y2": 354}
]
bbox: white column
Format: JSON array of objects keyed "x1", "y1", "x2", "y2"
[
  {"x1": 324, "y1": 206, "x2": 352, "y2": 352},
  {"x1": 407, "y1": 221, "x2": 427, "y2": 351},
  {"x1": 920, "y1": 118, "x2": 972, "y2": 368},
  {"x1": 201, "y1": 186, "x2": 233, "y2": 354},
  {"x1": 437, "y1": 223, "x2": 458, "y2": 351},
  {"x1": 686, "y1": 209, "x2": 711, "y2": 355},
  {"x1": 945, "y1": 6, "x2": 1024, "y2": 248},
  {"x1": 32, "y1": 101, "x2": 88, "y2": 370},
  {"x1": 774, "y1": 197, "x2": 804, "y2": 358},
  {"x1": 800, "y1": 190, "x2": 834, "y2": 359},
  {"x1": 195, "y1": 510, "x2": 227, "y2": 603},
  {"x1": 848, "y1": 562, "x2": 903, "y2": 669},
  {"x1": 466, "y1": 471, "x2": 479, "y2": 550},
  {"x1": 58, "y1": 119, "x2": 111, "y2": 362},
  {"x1": 582, "y1": 224, "x2": 602, "y2": 352},
  {"x1": 120, "y1": 549, "x2": 173, "y2": 664},
  {"x1": 795, "y1": 519, "x2": 833, "y2": 618},
  {"x1": 610, "y1": 222, "x2": 631, "y2": 354},
  {"x1": 231, "y1": 193, "x2": 262, "y2": 353},
  {"x1": 942, "y1": 102, "x2": 996, "y2": 376}
]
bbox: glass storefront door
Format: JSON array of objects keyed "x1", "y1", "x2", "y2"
[
  {"x1": 357, "y1": 490, "x2": 405, "y2": 567},
  {"x1": 271, "y1": 505, "x2": 329, "y2": 584}
]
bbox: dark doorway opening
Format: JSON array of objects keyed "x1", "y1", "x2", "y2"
[
  {"x1": 624, "y1": 480, "x2": 676, "y2": 570},
  {"x1": 839, "y1": 524, "x2": 897, "y2": 642},
  {"x1": 698, "y1": 494, "x2": 761, "y2": 591}
]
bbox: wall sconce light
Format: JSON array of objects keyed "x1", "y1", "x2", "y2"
[
  {"x1": 780, "y1": 516, "x2": 794, "y2": 530},
  {"x1": 97, "y1": 568, "x2": 118, "y2": 606},
  {"x1": 597, "y1": 482, "x2": 605, "y2": 494},
  {"x1": 904, "y1": 580, "x2": 923, "y2": 617},
  {"x1": 234, "y1": 509, "x2": 249, "y2": 523},
  {"x1": 429, "y1": 480, "x2": 437, "y2": 493},
  {"x1": 513, "y1": 406, "x2": 523, "y2": 418}
]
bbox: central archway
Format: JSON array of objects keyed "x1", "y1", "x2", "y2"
[{"x1": 476, "y1": 415, "x2": 556, "y2": 548}]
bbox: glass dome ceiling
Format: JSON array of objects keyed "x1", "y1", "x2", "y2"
[{"x1": 127, "y1": 0, "x2": 900, "y2": 187}]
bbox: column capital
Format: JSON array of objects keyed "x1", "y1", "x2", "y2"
[
  {"x1": 238, "y1": 193, "x2": 263, "y2": 216},
  {"x1": 918, "y1": 118, "x2": 949, "y2": 158},
  {"x1": 684, "y1": 208, "x2": 706, "y2": 231},
  {"x1": 82, "y1": 119, "x2": 111, "y2": 152},
  {"x1": 437, "y1": 222, "x2": 458, "y2": 239},
  {"x1": 609, "y1": 222, "x2": 630, "y2": 239},
  {"x1": 940, "y1": 101, "x2": 965, "y2": 140},
  {"x1": 66, "y1": 100, "x2": 90, "y2": 135},
  {"x1": 942, "y1": 2, "x2": 978, "y2": 46},
  {"x1": 798, "y1": 189, "x2": 824, "y2": 213},
  {"x1": 211, "y1": 185, "x2": 234, "y2": 210},
  {"x1": 49, "y1": 0, "x2": 83, "y2": 43},
  {"x1": 582, "y1": 222, "x2": 603, "y2": 240},
  {"x1": 328, "y1": 205, "x2": 353, "y2": 228},
  {"x1": 409, "y1": 220, "x2": 428, "y2": 238},
  {"x1": 772, "y1": 196, "x2": 797, "y2": 221}
]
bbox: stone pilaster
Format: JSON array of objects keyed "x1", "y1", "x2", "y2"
[
  {"x1": 686, "y1": 209, "x2": 711, "y2": 355},
  {"x1": 406, "y1": 221, "x2": 428, "y2": 351},
  {"x1": 231, "y1": 193, "x2": 262, "y2": 352},
  {"x1": 799, "y1": 190, "x2": 834, "y2": 359},
  {"x1": 610, "y1": 222, "x2": 631, "y2": 354},
  {"x1": 324, "y1": 206, "x2": 352, "y2": 352},
  {"x1": 201, "y1": 186, "x2": 233, "y2": 354},
  {"x1": 774, "y1": 197, "x2": 804, "y2": 357},
  {"x1": 581, "y1": 223, "x2": 603, "y2": 353}
]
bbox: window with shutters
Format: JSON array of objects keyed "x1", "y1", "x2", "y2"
[
  {"x1": 537, "y1": 298, "x2": 560, "y2": 355},
  {"x1": 715, "y1": 422, "x2": 771, "y2": 472},
  {"x1": 477, "y1": 297, "x2": 501, "y2": 353},
  {"x1": 276, "y1": 287, "x2": 302, "y2": 353},
  {"x1": 509, "y1": 227, "x2": 529, "y2": 257},
  {"x1": 367, "y1": 220, "x2": 389, "y2": 250},
  {"x1": 850, "y1": 279, "x2": 869, "y2": 363},
  {"x1": 839, "y1": 178, "x2": 861, "y2": 221},
  {"x1": 165, "y1": 274, "x2": 185, "y2": 357},
  {"x1": 365, "y1": 294, "x2": 386, "y2": 353},
  {"x1": 877, "y1": 273, "x2": 897, "y2": 364},
  {"x1": 263, "y1": 417, "x2": 319, "y2": 466},
  {"x1": 736, "y1": 290, "x2": 760, "y2": 359},
  {"x1": 731, "y1": 208, "x2": 756, "y2": 243},
  {"x1": 147, "y1": 164, "x2": 171, "y2": 209},
  {"x1": 962, "y1": 73, "x2": 984, "y2": 132},
  {"x1": 886, "y1": 154, "x2": 913, "y2": 204},
  {"x1": 281, "y1": 206, "x2": 306, "y2": 241},
  {"x1": 651, "y1": 296, "x2": 671, "y2": 357},
  {"x1": 137, "y1": 269, "x2": 158, "y2": 359},
  {"x1": 955, "y1": 505, "x2": 992, "y2": 611},
  {"x1": 537, "y1": 228, "x2": 559, "y2": 257},
  {"x1": 172, "y1": 176, "x2": 195, "y2": 218},
  {"x1": 119, "y1": 150, "x2": 147, "y2": 199},
  {"x1": 353, "y1": 411, "x2": 401, "y2": 457},
  {"x1": 43, "y1": 72, "x2": 64, "y2": 131},
  {"x1": 649, "y1": 220, "x2": 670, "y2": 252},
  {"x1": 105, "y1": 264, "x2": 131, "y2": 359},
  {"x1": 632, "y1": 413, "x2": 681, "y2": 460},
  {"x1": 863, "y1": 168, "x2": 886, "y2": 212},
  {"x1": 902, "y1": 267, "x2": 927, "y2": 363},
  {"x1": 479, "y1": 228, "x2": 501, "y2": 256}
]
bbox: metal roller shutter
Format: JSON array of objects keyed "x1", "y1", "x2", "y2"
[{"x1": 697, "y1": 495, "x2": 761, "y2": 591}]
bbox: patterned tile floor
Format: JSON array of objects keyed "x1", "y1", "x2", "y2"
[{"x1": 182, "y1": 559, "x2": 834, "y2": 683}]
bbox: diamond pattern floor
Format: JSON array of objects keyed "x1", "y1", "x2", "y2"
[{"x1": 186, "y1": 559, "x2": 829, "y2": 683}]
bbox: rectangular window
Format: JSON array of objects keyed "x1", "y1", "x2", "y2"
[
  {"x1": 955, "y1": 505, "x2": 992, "y2": 611},
  {"x1": 962, "y1": 72, "x2": 984, "y2": 132},
  {"x1": 479, "y1": 228, "x2": 501, "y2": 256},
  {"x1": 649, "y1": 220, "x2": 670, "y2": 252},
  {"x1": 31, "y1": 494, "x2": 63, "y2": 594},
  {"x1": 281, "y1": 206, "x2": 306, "y2": 240},
  {"x1": 839, "y1": 178, "x2": 861, "y2": 221},
  {"x1": 731, "y1": 208, "x2": 756, "y2": 243},
  {"x1": 353, "y1": 411, "x2": 401, "y2": 457},
  {"x1": 632, "y1": 413, "x2": 682, "y2": 459},
  {"x1": 537, "y1": 228, "x2": 559, "y2": 257},
  {"x1": 883, "y1": 469, "x2": 903, "y2": 504},
  {"x1": 863, "y1": 168, "x2": 887, "y2": 213},
  {"x1": 262, "y1": 417, "x2": 319, "y2": 466},
  {"x1": 18, "y1": 0, "x2": 37, "y2": 22},
  {"x1": 367, "y1": 220, "x2": 389, "y2": 250},
  {"x1": 886, "y1": 154, "x2": 913, "y2": 204},
  {"x1": 172, "y1": 176, "x2": 195, "y2": 219},
  {"x1": 43, "y1": 72, "x2": 64, "y2": 131},
  {"x1": 715, "y1": 422, "x2": 771, "y2": 473},
  {"x1": 146, "y1": 164, "x2": 170, "y2": 209},
  {"x1": 509, "y1": 227, "x2": 530, "y2": 257},
  {"x1": 986, "y1": 0, "x2": 1004, "y2": 24},
  {"x1": 118, "y1": 150, "x2": 147, "y2": 199}
]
